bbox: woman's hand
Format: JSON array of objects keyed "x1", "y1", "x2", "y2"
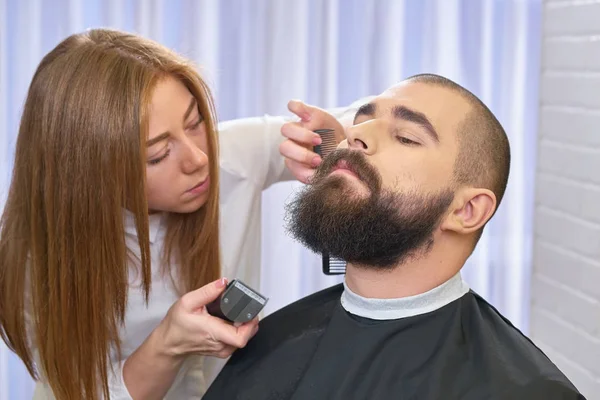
[
  {"x1": 123, "y1": 278, "x2": 257, "y2": 399},
  {"x1": 157, "y1": 278, "x2": 259, "y2": 359},
  {"x1": 280, "y1": 100, "x2": 345, "y2": 184}
]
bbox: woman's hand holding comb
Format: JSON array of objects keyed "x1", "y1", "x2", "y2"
[{"x1": 280, "y1": 100, "x2": 345, "y2": 184}]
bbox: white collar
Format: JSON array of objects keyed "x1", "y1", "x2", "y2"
[
  {"x1": 123, "y1": 209, "x2": 164, "y2": 244},
  {"x1": 341, "y1": 272, "x2": 470, "y2": 320}
]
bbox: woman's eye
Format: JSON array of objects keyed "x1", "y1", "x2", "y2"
[
  {"x1": 148, "y1": 149, "x2": 171, "y2": 165},
  {"x1": 188, "y1": 115, "x2": 204, "y2": 130}
]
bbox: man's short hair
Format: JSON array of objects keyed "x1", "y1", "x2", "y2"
[{"x1": 406, "y1": 73, "x2": 511, "y2": 239}]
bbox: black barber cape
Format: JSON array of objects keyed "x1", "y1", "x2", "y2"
[{"x1": 204, "y1": 284, "x2": 585, "y2": 400}]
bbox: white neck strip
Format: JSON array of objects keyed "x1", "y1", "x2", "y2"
[{"x1": 341, "y1": 272, "x2": 470, "y2": 320}]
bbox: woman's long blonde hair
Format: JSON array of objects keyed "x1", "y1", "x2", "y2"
[{"x1": 0, "y1": 29, "x2": 221, "y2": 399}]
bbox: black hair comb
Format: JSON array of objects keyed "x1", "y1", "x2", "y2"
[
  {"x1": 321, "y1": 253, "x2": 347, "y2": 275},
  {"x1": 313, "y1": 129, "x2": 338, "y2": 158},
  {"x1": 313, "y1": 129, "x2": 347, "y2": 275}
]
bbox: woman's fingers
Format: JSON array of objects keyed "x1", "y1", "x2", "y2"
[
  {"x1": 281, "y1": 122, "x2": 322, "y2": 146},
  {"x1": 279, "y1": 140, "x2": 321, "y2": 168}
]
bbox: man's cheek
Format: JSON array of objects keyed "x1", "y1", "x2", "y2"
[{"x1": 337, "y1": 139, "x2": 349, "y2": 149}]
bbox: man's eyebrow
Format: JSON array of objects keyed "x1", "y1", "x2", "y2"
[
  {"x1": 353, "y1": 103, "x2": 376, "y2": 125},
  {"x1": 392, "y1": 105, "x2": 439, "y2": 143}
]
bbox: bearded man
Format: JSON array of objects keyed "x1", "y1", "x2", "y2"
[{"x1": 204, "y1": 74, "x2": 584, "y2": 400}]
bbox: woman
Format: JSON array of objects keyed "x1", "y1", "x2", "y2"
[{"x1": 0, "y1": 29, "x2": 357, "y2": 399}]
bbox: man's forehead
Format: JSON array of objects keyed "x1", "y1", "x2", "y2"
[{"x1": 376, "y1": 82, "x2": 470, "y2": 130}]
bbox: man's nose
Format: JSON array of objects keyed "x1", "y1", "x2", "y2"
[{"x1": 345, "y1": 120, "x2": 379, "y2": 155}]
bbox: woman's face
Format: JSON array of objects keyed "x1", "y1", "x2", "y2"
[{"x1": 145, "y1": 76, "x2": 211, "y2": 214}]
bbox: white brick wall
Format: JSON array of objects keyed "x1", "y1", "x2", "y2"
[{"x1": 532, "y1": 1, "x2": 600, "y2": 398}]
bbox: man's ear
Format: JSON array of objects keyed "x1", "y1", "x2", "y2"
[{"x1": 440, "y1": 188, "x2": 496, "y2": 234}]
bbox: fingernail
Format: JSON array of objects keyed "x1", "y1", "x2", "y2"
[
  {"x1": 312, "y1": 136, "x2": 322, "y2": 145},
  {"x1": 311, "y1": 156, "x2": 322, "y2": 167},
  {"x1": 216, "y1": 277, "x2": 227, "y2": 288}
]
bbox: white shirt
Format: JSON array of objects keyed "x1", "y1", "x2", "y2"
[{"x1": 31, "y1": 101, "x2": 364, "y2": 399}]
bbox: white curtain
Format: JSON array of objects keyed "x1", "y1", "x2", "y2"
[{"x1": 0, "y1": 1, "x2": 541, "y2": 398}]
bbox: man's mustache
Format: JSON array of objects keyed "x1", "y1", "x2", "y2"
[{"x1": 313, "y1": 149, "x2": 382, "y2": 193}]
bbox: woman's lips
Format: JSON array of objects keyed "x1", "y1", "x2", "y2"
[{"x1": 187, "y1": 176, "x2": 210, "y2": 195}]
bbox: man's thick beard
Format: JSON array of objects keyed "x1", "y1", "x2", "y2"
[{"x1": 285, "y1": 149, "x2": 455, "y2": 269}]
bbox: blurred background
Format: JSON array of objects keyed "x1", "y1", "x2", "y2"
[{"x1": 0, "y1": 0, "x2": 598, "y2": 399}]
